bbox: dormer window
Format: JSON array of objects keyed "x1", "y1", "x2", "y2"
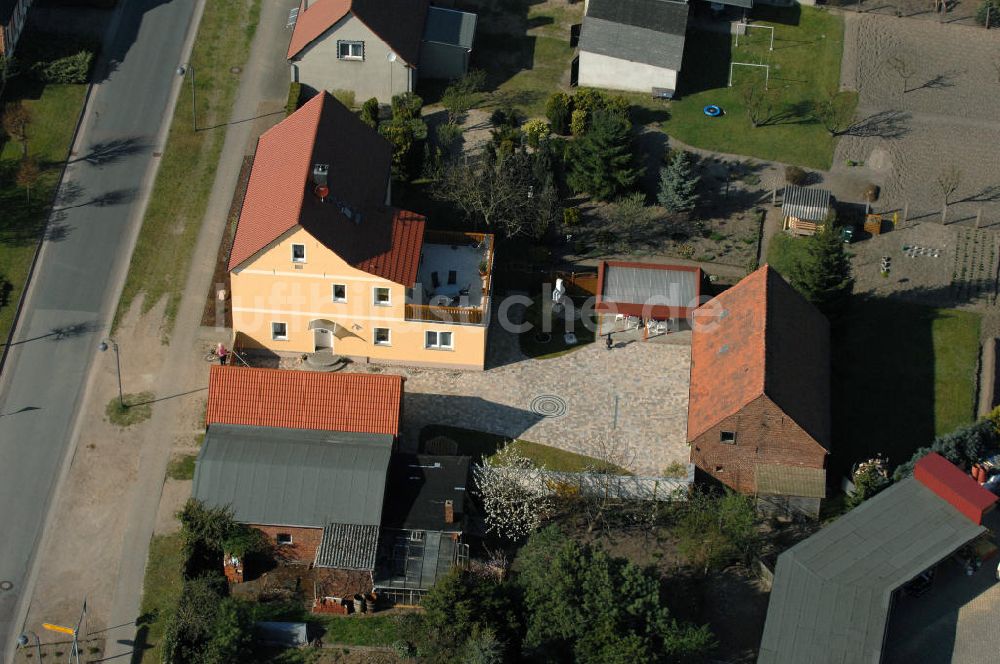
[
  {"x1": 291, "y1": 243, "x2": 306, "y2": 263},
  {"x1": 337, "y1": 40, "x2": 364, "y2": 60}
]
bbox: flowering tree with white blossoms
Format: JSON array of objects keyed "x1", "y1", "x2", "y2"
[{"x1": 473, "y1": 444, "x2": 553, "y2": 541}]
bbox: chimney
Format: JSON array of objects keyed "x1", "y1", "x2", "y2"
[
  {"x1": 444, "y1": 500, "x2": 454, "y2": 524},
  {"x1": 312, "y1": 163, "x2": 329, "y2": 187}
]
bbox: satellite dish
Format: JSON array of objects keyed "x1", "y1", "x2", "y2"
[{"x1": 387, "y1": 51, "x2": 397, "y2": 62}]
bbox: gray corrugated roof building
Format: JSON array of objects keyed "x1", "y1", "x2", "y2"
[
  {"x1": 783, "y1": 185, "x2": 832, "y2": 222},
  {"x1": 758, "y1": 476, "x2": 987, "y2": 664},
  {"x1": 423, "y1": 6, "x2": 476, "y2": 49},
  {"x1": 601, "y1": 264, "x2": 698, "y2": 309},
  {"x1": 579, "y1": 0, "x2": 689, "y2": 71},
  {"x1": 315, "y1": 523, "x2": 381, "y2": 570},
  {"x1": 191, "y1": 424, "x2": 392, "y2": 528}
]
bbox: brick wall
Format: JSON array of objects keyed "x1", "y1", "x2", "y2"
[
  {"x1": 689, "y1": 395, "x2": 827, "y2": 495},
  {"x1": 251, "y1": 524, "x2": 324, "y2": 564}
]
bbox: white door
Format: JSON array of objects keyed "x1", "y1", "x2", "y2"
[{"x1": 314, "y1": 328, "x2": 333, "y2": 351}]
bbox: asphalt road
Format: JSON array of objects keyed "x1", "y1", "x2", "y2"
[{"x1": 0, "y1": 0, "x2": 197, "y2": 657}]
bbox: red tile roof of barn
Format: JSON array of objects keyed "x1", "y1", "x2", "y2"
[
  {"x1": 914, "y1": 452, "x2": 998, "y2": 525},
  {"x1": 206, "y1": 365, "x2": 403, "y2": 437},
  {"x1": 687, "y1": 265, "x2": 831, "y2": 449},
  {"x1": 227, "y1": 92, "x2": 425, "y2": 286},
  {"x1": 287, "y1": 0, "x2": 430, "y2": 63}
]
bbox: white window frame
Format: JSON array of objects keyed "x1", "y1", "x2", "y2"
[
  {"x1": 276, "y1": 532, "x2": 293, "y2": 545},
  {"x1": 425, "y1": 330, "x2": 454, "y2": 350},
  {"x1": 332, "y1": 283, "x2": 347, "y2": 303},
  {"x1": 337, "y1": 40, "x2": 364, "y2": 60},
  {"x1": 373, "y1": 327, "x2": 391, "y2": 346},
  {"x1": 291, "y1": 243, "x2": 306, "y2": 263},
  {"x1": 271, "y1": 322, "x2": 288, "y2": 341},
  {"x1": 373, "y1": 287, "x2": 391, "y2": 306}
]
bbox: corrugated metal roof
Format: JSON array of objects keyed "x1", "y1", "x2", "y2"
[
  {"x1": 423, "y1": 6, "x2": 476, "y2": 49},
  {"x1": 315, "y1": 523, "x2": 380, "y2": 569},
  {"x1": 192, "y1": 424, "x2": 391, "y2": 528},
  {"x1": 580, "y1": 0, "x2": 689, "y2": 71},
  {"x1": 601, "y1": 264, "x2": 698, "y2": 308},
  {"x1": 758, "y1": 477, "x2": 987, "y2": 664},
  {"x1": 783, "y1": 185, "x2": 832, "y2": 222},
  {"x1": 755, "y1": 464, "x2": 826, "y2": 498}
]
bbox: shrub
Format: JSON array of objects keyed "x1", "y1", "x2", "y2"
[
  {"x1": 490, "y1": 106, "x2": 521, "y2": 129},
  {"x1": 285, "y1": 82, "x2": 301, "y2": 117},
  {"x1": 847, "y1": 455, "x2": 890, "y2": 508},
  {"x1": 331, "y1": 88, "x2": 355, "y2": 109},
  {"x1": 545, "y1": 92, "x2": 573, "y2": 135},
  {"x1": 35, "y1": 50, "x2": 93, "y2": 84},
  {"x1": 391, "y1": 91, "x2": 423, "y2": 121},
  {"x1": 893, "y1": 419, "x2": 999, "y2": 481},
  {"x1": 976, "y1": 0, "x2": 1000, "y2": 26},
  {"x1": 784, "y1": 165, "x2": 808, "y2": 185},
  {"x1": 441, "y1": 70, "x2": 485, "y2": 124},
  {"x1": 563, "y1": 206, "x2": 581, "y2": 227},
  {"x1": 572, "y1": 87, "x2": 606, "y2": 114},
  {"x1": 435, "y1": 122, "x2": 463, "y2": 153},
  {"x1": 570, "y1": 108, "x2": 588, "y2": 136},
  {"x1": 522, "y1": 118, "x2": 550, "y2": 148},
  {"x1": 359, "y1": 97, "x2": 380, "y2": 128}
]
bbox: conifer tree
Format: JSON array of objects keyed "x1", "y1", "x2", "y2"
[
  {"x1": 657, "y1": 150, "x2": 699, "y2": 212},
  {"x1": 567, "y1": 110, "x2": 640, "y2": 201}
]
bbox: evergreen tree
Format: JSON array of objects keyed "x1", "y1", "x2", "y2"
[
  {"x1": 786, "y1": 225, "x2": 854, "y2": 319},
  {"x1": 567, "y1": 110, "x2": 641, "y2": 202},
  {"x1": 657, "y1": 151, "x2": 699, "y2": 212}
]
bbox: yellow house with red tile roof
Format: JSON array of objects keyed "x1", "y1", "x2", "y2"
[{"x1": 228, "y1": 92, "x2": 493, "y2": 370}]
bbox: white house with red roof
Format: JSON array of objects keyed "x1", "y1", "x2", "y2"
[
  {"x1": 228, "y1": 92, "x2": 494, "y2": 370},
  {"x1": 287, "y1": 0, "x2": 477, "y2": 103}
]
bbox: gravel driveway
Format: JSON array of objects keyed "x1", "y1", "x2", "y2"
[{"x1": 835, "y1": 14, "x2": 1000, "y2": 227}]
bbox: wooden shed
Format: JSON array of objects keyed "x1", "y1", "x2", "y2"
[{"x1": 782, "y1": 185, "x2": 832, "y2": 236}]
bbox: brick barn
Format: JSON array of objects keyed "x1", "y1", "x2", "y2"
[{"x1": 687, "y1": 265, "x2": 831, "y2": 518}]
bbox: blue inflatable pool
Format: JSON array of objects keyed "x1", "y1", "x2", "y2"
[{"x1": 703, "y1": 105, "x2": 722, "y2": 117}]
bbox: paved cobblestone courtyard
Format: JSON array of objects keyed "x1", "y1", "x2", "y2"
[{"x1": 340, "y1": 329, "x2": 693, "y2": 476}]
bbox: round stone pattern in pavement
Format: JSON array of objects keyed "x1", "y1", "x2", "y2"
[{"x1": 530, "y1": 394, "x2": 568, "y2": 418}]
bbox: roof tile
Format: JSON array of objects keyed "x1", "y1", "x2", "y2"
[
  {"x1": 228, "y1": 92, "x2": 426, "y2": 286},
  {"x1": 206, "y1": 365, "x2": 403, "y2": 436},
  {"x1": 287, "y1": 0, "x2": 429, "y2": 63},
  {"x1": 687, "y1": 265, "x2": 831, "y2": 449}
]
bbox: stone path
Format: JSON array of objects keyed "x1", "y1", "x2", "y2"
[{"x1": 342, "y1": 321, "x2": 692, "y2": 476}]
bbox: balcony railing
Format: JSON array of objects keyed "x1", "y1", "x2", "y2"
[{"x1": 405, "y1": 304, "x2": 485, "y2": 325}]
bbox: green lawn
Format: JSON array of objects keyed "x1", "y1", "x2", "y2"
[
  {"x1": 665, "y1": 6, "x2": 852, "y2": 169},
  {"x1": 114, "y1": 0, "x2": 260, "y2": 338},
  {"x1": 134, "y1": 533, "x2": 186, "y2": 664},
  {"x1": 320, "y1": 615, "x2": 401, "y2": 647},
  {"x1": 834, "y1": 300, "x2": 980, "y2": 473},
  {"x1": 166, "y1": 453, "x2": 197, "y2": 480},
  {"x1": 420, "y1": 424, "x2": 629, "y2": 474},
  {"x1": 0, "y1": 84, "x2": 88, "y2": 345},
  {"x1": 520, "y1": 295, "x2": 596, "y2": 359}
]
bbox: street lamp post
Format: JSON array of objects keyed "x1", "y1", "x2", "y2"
[
  {"x1": 98, "y1": 338, "x2": 124, "y2": 409},
  {"x1": 176, "y1": 63, "x2": 197, "y2": 131},
  {"x1": 17, "y1": 632, "x2": 42, "y2": 661}
]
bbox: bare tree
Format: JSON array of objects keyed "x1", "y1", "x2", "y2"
[
  {"x1": 740, "y1": 84, "x2": 773, "y2": 128},
  {"x1": 814, "y1": 90, "x2": 856, "y2": 136},
  {"x1": 432, "y1": 149, "x2": 557, "y2": 239},
  {"x1": 2, "y1": 101, "x2": 31, "y2": 157},
  {"x1": 16, "y1": 157, "x2": 40, "y2": 203},
  {"x1": 886, "y1": 56, "x2": 915, "y2": 95},
  {"x1": 936, "y1": 164, "x2": 962, "y2": 223},
  {"x1": 581, "y1": 432, "x2": 636, "y2": 534}
]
